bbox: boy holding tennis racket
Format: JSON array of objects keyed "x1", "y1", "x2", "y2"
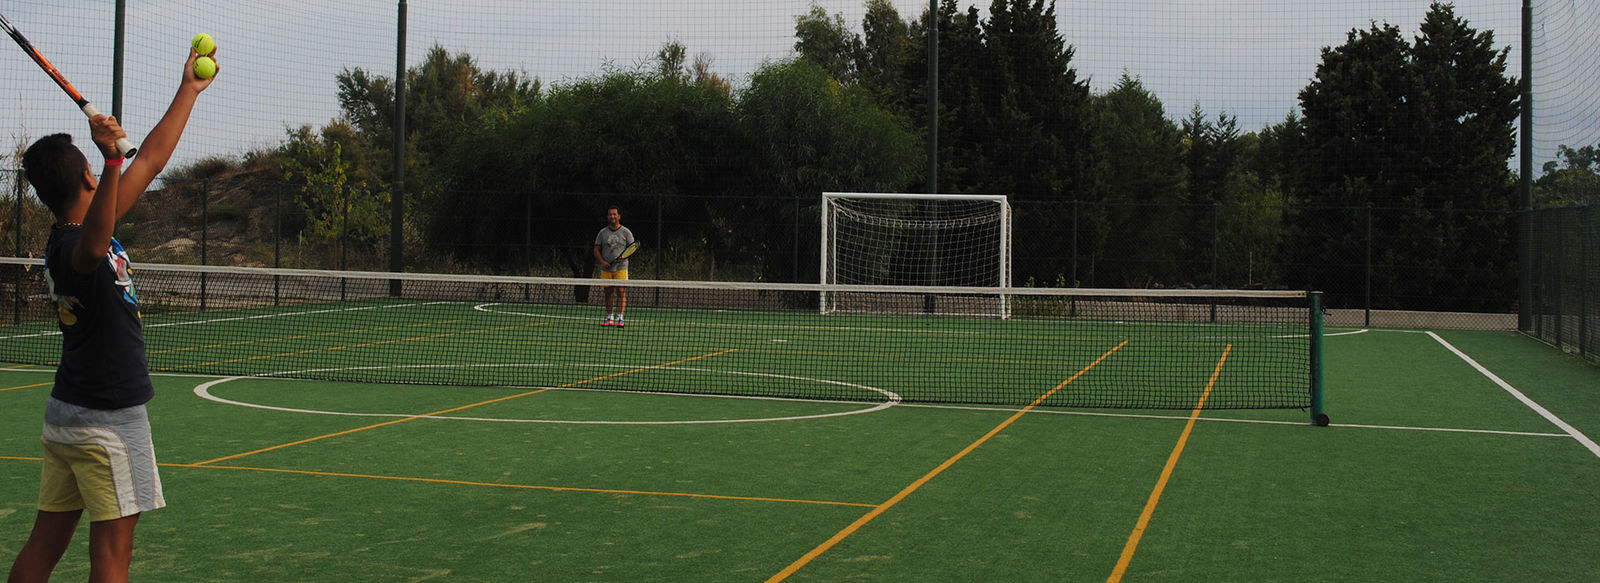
[
  {"x1": 8, "y1": 47, "x2": 215, "y2": 583},
  {"x1": 593, "y1": 206, "x2": 636, "y2": 327}
]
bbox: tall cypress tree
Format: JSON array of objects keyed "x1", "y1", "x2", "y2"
[{"x1": 1291, "y1": 4, "x2": 1519, "y2": 310}]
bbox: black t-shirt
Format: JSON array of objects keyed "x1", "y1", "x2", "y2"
[{"x1": 44, "y1": 226, "x2": 155, "y2": 409}]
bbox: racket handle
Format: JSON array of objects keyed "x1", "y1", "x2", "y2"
[
  {"x1": 114, "y1": 137, "x2": 138, "y2": 159},
  {"x1": 79, "y1": 103, "x2": 139, "y2": 158}
]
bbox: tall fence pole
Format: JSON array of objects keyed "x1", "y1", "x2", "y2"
[
  {"x1": 1211, "y1": 202, "x2": 1220, "y2": 287},
  {"x1": 1364, "y1": 204, "x2": 1373, "y2": 327},
  {"x1": 11, "y1": 170, "x2": 22, "y2": 325},
  {"x1": 113, "y1": 0, "x2": 125, "y2": 121},
  {"x1": 390, "y1": 0, "x2": 408, "y2": 296},
  {"x1": 926, "y1": 0, "x2": 938, "y2": 195},
  {"x1": 274, "y1": 185, "x2": 282, "y2": 306},
  {"x1": 200, "y1": 180, "x2": 209, "y2": 311},
  {"x1": 11, "y1": 170, "x2": 21, "y2": 258},
  {"x1": 1582, "y1": 207, "x2": 1591, "y2": 359},
  {"x1": 1070, "y1": 200, "x2": 1078, "y2": 285},
  {"x1": 1518, "y1": 0, "x2": 1534, "y2": 331}
]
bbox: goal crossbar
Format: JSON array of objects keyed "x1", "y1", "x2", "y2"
[{"x1": 820, "y1": 192, "x2": 1012, "y2": 317}]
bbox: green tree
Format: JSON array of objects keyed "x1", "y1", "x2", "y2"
[
  {"x1": 1082, "y1": 74, "x2": 1186, "y2": 286},
  {"x1": 1294, "y1": 21, "x2": 1419, "y2": 306},
  {"x1": 1298, "y1": 22, "x2": 1413, "y2": 207},
  {"x1": 1290, "y1": 4, "x2": 1519, "y2": 310},
  {"x1": 737, "y1": 58, "x2": 923, "y2": 279},
  {"x1": 1182, "y1": 105, "x2": 1278, "y2": 287},
  {"x1": 907, "y1": 0, "x2": 987, "y2": 189},
  {"x1": 1407, "y1": 3, "x2": 1520, "y2": 310},
  {"x1": 1535, "y1": 143, "x2": 1600, "y2": 206},
  {"x1": 858, "y1": 0, "x2": 913, "y2": 106},
  {"x1": 279, "y1": 123, "x2": 389, "y2": 268},
  {"x1": 1182, "y1": 105, "x2": 1246, "y2": 205},
  {"x1": 794, "y1": 4, "x2": 862, "y2": 84},
  {"x1": 339, "y1": 45, "x2": 541, "y2": 153},
  {"x1": 440, "y1": 67, "x2": 741, "y2": 271},
  {"x1": 968, "y1": 0, "x2": 1091, "y2": 201},
  {"x1": 335, "y1": 45, "x2": 542, "y2": 247},
  {"x1": 656, "y1": 40, "x2": 688, "y2": 81}
]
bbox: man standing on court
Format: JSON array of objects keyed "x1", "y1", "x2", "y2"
[{"x1": 593, "y1": 206, "x2": 635, "y2": 327}]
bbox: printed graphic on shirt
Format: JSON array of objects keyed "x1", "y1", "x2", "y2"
[
  {"x1": 110, "y1": 239, "x2": 139, "y2": 306},
  {"x1": 43, "y1": 267, "x2": 84, "y2": 326},
  {"x1": 46, "y1": 237, "x2": 140, "y2": 327}
]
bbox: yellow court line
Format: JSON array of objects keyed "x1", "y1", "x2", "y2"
[
  {"x1": 766, "y1": 340, "x2": 1131, "y2": 583},
  {"x1": 0, "y1": 381, "x2": 52, "y2": 393},
  {"x1": 1107, "y1": 344, "x2": 1232, "y2": 583},
  {"x1": 188, "y1": 348, "x2": 740, "y2": 467},
  {"x1": 0, "y1": 453, "x2": 866, "y2": 507},
  {"x1": 170, "y1": 463, "x2": 876, "y2": 508}
]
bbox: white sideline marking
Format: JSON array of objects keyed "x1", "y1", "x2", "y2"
[
  {"x1": 1275, "y1": 328, "x2": 1369, "y2": 339},
  {"x1": 146, "y1": 301, "x2": 449, "y2": 329},
  {"x1": 1427, "y1": 331, "x2": 1600, "y2": 460},
  {"x1": 474, "y1": 303, "x2": 981, "y2": 335},
  {"x1": 899, "y1": 403, "x2": 1572, "y2": 437},
  {"x1": 0, "y1": 301, "x2": 447, "y2": 341}
]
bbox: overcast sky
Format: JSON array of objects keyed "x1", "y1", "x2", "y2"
[{"x1": 3, "y1": 1, "x2": 1594, "y2": 175}]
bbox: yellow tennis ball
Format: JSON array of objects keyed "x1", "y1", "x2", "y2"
[
  {"x1": 193, "y1": 56, "x2": 217, "y2": 79},
  {"x1": 191, "y1": 33, "x2": 215, "y2": 56}
]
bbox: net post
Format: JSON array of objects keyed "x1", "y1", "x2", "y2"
[
  {"x1": 1309, "y1": 291, "x2": 1329, "y2": 426},
  {"x1": 200, "y1": 179, "x2": 210, "y2": 312}
]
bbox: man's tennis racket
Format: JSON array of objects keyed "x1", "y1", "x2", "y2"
[
  {"x1": 615, "y1": 241, "x2": 640, "y2": 262},
  {"x1": 0, "y1": 11, "x2": 137, "y2": 158}
]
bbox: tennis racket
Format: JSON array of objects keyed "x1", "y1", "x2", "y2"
[
  {"x1": 615, "y1": 241, "x2": 640, "y2": 261},
  {"x1": 0, "y1": 11, "x2": 137, "y2": 158}
]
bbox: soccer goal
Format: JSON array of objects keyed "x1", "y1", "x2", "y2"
[{"x1": 819, "y1": 192, "x2": 1011, "y2": 317}]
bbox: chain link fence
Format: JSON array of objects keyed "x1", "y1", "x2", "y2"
[
  {"x1": 5, "y1": 171, "x2": 1536, "y2": 331},
  {"x1": 1525, "y1": 205, "x2": 1599, "y2": 362},
  {"x1": 4, "y1": 1, "x2": 1594, "y2": 339}
]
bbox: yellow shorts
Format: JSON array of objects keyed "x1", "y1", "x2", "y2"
[
  {"x1": 599, "y1": 269, "x2": 627, "y2": 286},
  {"x1": 38, "y1": 399, "x2": 165, "y2": 522}
]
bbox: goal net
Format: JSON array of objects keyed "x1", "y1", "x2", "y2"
[{"x1": 820, "y1": 192, "x2": 1011, "y2": 317}]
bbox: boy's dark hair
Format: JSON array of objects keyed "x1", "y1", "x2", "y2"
[{"x1": 22, "y1": 133, "x2": 89, "y2": 216}]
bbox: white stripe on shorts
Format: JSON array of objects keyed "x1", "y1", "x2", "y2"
[
  {"x1": 42, "y1": 399, "x2": 165, "y2": 519},
  {"x1": 42, "y1": 424, "x2": 141, "y2": 515}
]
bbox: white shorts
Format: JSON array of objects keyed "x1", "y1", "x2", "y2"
[{"x1": 38, "y1": 397, "x2": 165, "y2": 522}]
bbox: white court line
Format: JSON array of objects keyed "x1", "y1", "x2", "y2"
[
  {"x1": 0, "y1": 300, "x2": 450, "y2": 341},
  {"x1": 0, "y1": 367, "x2": 1573, "y2": 439},
  {"x1": 898, "y1": 403, "x2": 1573, "y2": 438},
  {"x1": 6, "y1": 328, "x2": 1588, "y2": 445},
  {"x1": 474, "y1": 303, "x2": 982, "y2": 335},
  {"x1": 146, "y1": 301, "x2": 451, "y2": 329},
  {"x1": 1427, "y1": 331, "x2": 1600, "y2": 459},
  {"x1": 1275, "y1": 328, "x2": 1370, "y2": 339},
  {"x1": 191, "y1": 364, "x2": 902, "y2": 426}
]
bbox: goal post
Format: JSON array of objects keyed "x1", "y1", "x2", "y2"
[{"x1": 820, "y1": 192, "x2": 1012, "y2": 317}]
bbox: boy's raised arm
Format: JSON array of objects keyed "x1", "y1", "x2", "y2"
[
  {"x1": 115, "y1": 48, "x2": 216, "y2": 218},
  {"x1": 70, "y1": 115, "x2": 128, "y2": 274}
]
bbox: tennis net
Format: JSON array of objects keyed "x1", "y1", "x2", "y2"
[{"x1": 1, "y1": 259, "x2": 1324, "y2": 416}]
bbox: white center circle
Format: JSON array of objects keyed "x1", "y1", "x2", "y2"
[{"x1": 192, "y1": 363, "x2": 901, "y2": 425}]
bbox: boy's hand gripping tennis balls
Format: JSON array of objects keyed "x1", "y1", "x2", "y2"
[
  {"x1": 192, "y1": 33, "x2": 216, "y2": 56},
  {"x1": 193, "y1": 56, "x2": 217, "y2": 80}
]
